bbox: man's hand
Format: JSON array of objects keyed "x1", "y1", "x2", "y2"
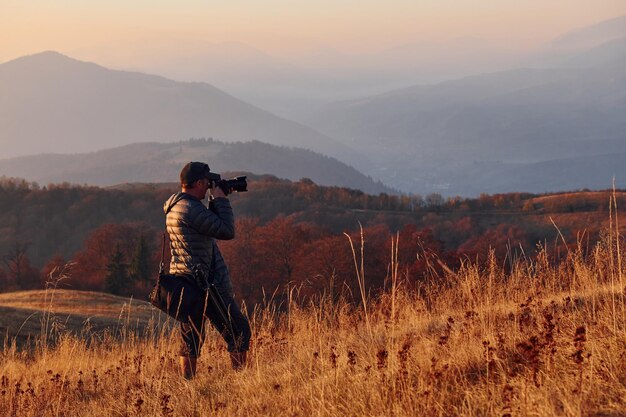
[{"x1": 211, "y1": 182, "x2": 227, "y2": 198}]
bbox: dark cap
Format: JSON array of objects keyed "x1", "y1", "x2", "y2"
[{"x1": 180, "y1": 161, "x2": 211, "y2": 186}]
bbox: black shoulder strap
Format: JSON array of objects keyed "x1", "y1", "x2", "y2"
[{"x1": 158, "y1": 232, "x2": 167, "y2": 275}]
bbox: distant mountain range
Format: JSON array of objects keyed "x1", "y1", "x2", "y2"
[
  {"x1": 460, "y1": 151, "x2": 626, "y2": 194},
  {"x1": 63, "y1": 16, "x2": 625, "y2": 122},
  {"x1": 1, "y1": 15, "x2": 625, "y2": 197},
  {"x1": 547, "y1": 35, "x2": 626, "y2": 69},
  {"x1": 0, "y1": 139, "x2": 392, "y2": 194},
  {"x1": 307, "y1": 30, "x2": 626, "y2": 195},
  {"x1": 549, "y1": 14, "x2": 626, "y2": 51},
  {"x1": 68, "y1": 37, "x2": 526, "y2": 121},
  {"x1": 0, "y1": 51, "x2": 355, "y2": 163}
]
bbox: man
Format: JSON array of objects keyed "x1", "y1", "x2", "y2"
[{"x1": 163, "y1": 161, "x2": 251, "y2": 379}]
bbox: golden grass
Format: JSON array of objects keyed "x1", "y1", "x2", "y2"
[
  {"x1": 2, "y1": 236, "x2": 626, "y2": 416},
  {"x1": 0, "y1": 289, "x2": 152, "y2": 315},
  {"x1": 0, "y1": 290, "x2": 164, "y2": 351}
]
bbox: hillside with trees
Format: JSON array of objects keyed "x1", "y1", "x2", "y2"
[
  {"x1": 0, "y1": 138, "x2": 391, "y2": 195},
  {"x1": 1, "y1": 175, "x2": 625, "y2": 304}
]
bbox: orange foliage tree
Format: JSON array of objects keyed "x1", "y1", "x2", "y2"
[{"x1": 69, "y1": 223, "x2": 158, "y2": 294}]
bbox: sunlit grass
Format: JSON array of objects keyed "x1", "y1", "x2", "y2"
[{"x1": 1, "y1": 230, "x2": 626, "y2": 416}]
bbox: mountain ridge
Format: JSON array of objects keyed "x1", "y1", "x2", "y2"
[
  {"x1": 0, "y1": 51, "x2": 359, "y2": 165},
  {"x1": 550, "y1": 14, "x2": 626, "y2": 50},
  {"x1": 0, "y1": 139, "x2": 393, "y2": 195}
]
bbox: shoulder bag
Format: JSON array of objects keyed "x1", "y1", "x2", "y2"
[{"x1": 148, "y1": 234, "x2": 201, "y2": 322}]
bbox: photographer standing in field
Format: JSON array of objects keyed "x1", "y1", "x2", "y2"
[{"x1": 163, "y1": 162, "x2": 251, "y2": 379}]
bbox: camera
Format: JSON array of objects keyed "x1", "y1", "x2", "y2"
[{"x1": 207, "y1": 172, "x2": 248, "y2": 195}]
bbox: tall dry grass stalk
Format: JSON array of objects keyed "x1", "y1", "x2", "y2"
[
  {"x1": 344, "y1": 223, "x2": 372, "y2": 340},
  {"x1": 2, "y1": 230, "x2": 626, "y2": 416}
]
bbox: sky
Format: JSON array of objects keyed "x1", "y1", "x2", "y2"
[{"x1": 2, "y1": 0, "x2": 626, "y2": 63}]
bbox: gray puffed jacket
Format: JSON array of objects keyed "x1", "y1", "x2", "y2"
[{"x1": 163, "y1": 192, "x2": 235, "y2": 286}]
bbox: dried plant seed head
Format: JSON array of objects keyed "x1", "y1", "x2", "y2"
[
  {"x1": 377, "y1": 349, "x2": 388, "y2": 369},
  {"x1": 329, "y1": 347, "x2": 338, "y2": 368},
  {"x1": 574, "y1": 326, "x2": 587, "y2": 343},
  {"x1": 347, "y1": 350, "x2": 357, "y2": 367}
]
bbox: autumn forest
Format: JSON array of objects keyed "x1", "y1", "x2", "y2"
[{"x1": 0, "y1": 175, "x2": 624, "y2": 305}]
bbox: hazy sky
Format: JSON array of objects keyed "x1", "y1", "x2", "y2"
[{"x1": 2, "y1": 0, "x2": 626, "y2": 63}]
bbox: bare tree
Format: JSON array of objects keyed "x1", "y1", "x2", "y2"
[{"x1": 3, "y1": 241, "x2": 35, "y2": 289}]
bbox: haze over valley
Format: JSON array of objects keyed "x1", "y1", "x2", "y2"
[{"x1": 308, "y1": 29, "x2": 626, "y2": 194}]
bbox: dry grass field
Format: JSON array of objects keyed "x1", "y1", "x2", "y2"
[
  {"x1": 0, "y1": 289, "x2": 161, "y2": 348},
  {"x1": 2, "y1": 230, "x2": 626, "y2": 416}
]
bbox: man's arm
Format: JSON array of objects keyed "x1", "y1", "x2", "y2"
[{"x1": 189, "y1": 197, "x2": 235, "y2": 240}]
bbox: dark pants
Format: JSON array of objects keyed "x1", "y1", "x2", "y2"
[{"x1": 178, "y1": 281, "x2": 251, "y2": 358}]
